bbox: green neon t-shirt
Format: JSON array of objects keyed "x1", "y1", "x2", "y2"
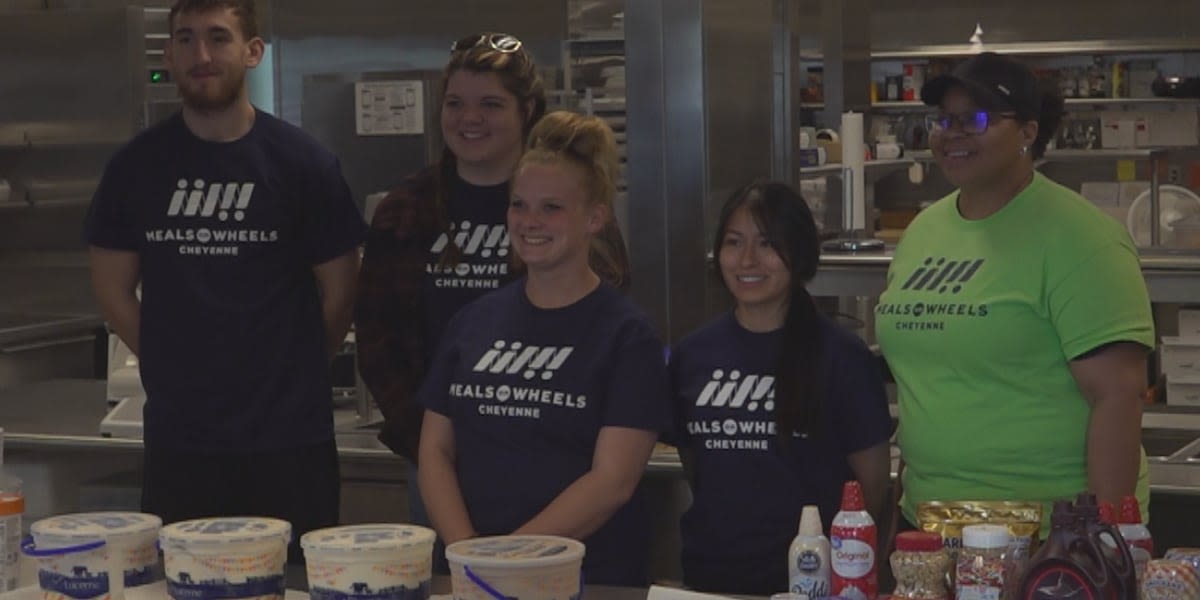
[{"x1": 876, "y1": 172, "x2": 1154, "y2": 533}]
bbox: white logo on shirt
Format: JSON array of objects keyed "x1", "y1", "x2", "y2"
[
  {"x1": 696, "y1": 369, "x2": 775, "y2": 412},
  {"x1": 471, "y1": 340, "x2": 573, "y2": 381},
  {"x1": 167, "y1": 178, "x2": 255, "y2": 221},
  {"x1": 431, "y1": 220, "x2": 509, "y2": 258}
]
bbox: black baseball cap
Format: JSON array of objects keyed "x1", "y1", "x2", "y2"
[{"x1": 920, "y1": 52, "x2": 1041, "y2": 121}]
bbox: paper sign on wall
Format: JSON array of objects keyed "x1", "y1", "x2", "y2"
[{"x1": 355, "y1": 80, "x2": 424, "y2": 136}]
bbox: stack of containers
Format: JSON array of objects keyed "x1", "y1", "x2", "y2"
[{"x1": 1161, "y1": 307, "x2": 1200, "y2": 405}]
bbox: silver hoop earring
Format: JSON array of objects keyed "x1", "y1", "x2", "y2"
[{"x1": 1019, "y1": 145, "x2": 1029, "y2": 156}]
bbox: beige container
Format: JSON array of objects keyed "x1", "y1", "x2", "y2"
[
  {"x1": 446, "y1": 536, "x2": 585, "y2": 600},
  {"x1": 25, "y1": 512, "x2": 161, "y2": 600},
  {"x1": 159, "y1": 517, "x2": 290, "y2": 600},
  {"x1": 301, "y1": 524, "x2": 435, "y2": 600}
]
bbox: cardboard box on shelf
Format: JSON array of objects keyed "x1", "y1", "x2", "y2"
[
  {"x1": 1178, "y1": 307, "x2": 1200, "y2": 339},
  {"x1": 1160, "y1": 336, "x2": 1200, "y2": 378},
  {"x1": 1167, "y1": 376, "x2": 1200, "y2": 407}
]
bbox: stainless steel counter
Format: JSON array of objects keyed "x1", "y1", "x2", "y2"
[
  {"x1": 0, "y1": 312, "x2": 101, "y2": 349},
  {"x1": 6, "y1": 379, "x2": 1200, "y2": 493}
]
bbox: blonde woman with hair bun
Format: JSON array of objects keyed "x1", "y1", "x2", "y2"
[{"x1": 418, "y1": 110, "x2": 667, "y2": 586}]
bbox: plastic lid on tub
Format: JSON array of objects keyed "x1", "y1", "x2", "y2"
[
  {"x1": 445, "y1": 535, "x2": 585, "y2": 569},
  {"x1": 962, "y1": 524, "x2": 1011, "y2": 549},
  {"x1": 32, "y1": 512, "x2": 161, "y2": 542},
  {"x1": 301, "y1": 524, "x2": 435, "y2": 553},
  {"x1": 160, "y1": 517, "x2": 291, "y2": 547}
]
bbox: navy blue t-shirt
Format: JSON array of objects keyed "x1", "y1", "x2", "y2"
[
  {"x1": 419, "y1": 280, "x2": 669, "y2": 586},
  {"x1": 421, "y1": 176, "x2": 510, "y2": 360},
  {"x1": 83, "y1": 110, "x2": 366, "y2": 452},
  {"x1": 669, "y1": 312, "x2": 892, "y2": 594}
]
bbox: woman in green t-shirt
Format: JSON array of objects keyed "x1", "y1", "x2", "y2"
[{"x1": 876, "y1": 51, "x2": 1154, "y2": 533}]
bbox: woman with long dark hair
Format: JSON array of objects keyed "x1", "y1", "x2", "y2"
[{"x1": 669, "y1": 181, "x2": 892, "y2": 594}]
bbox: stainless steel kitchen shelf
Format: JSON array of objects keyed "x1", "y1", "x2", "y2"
[
  {"x1": 802, "y1": 148, "x2": 1164, "y2": 168},
  {"x1": 800, "y1": 158, "x2": 914, "y2": 183},
  {"x1": 1040, "y1": 148, "x2": 1168, "y2": 162},
  {"x1": 565, "y1": 35, "x2": 625, "y2": 59},
  {"x1": 1145, "y1": 407, "x2": 1200, "y2": 431},
  {"x1": 801, "y1": 38, "x2": 1200, "y2": 61},
  {"x1": 847, "y1": 98, "x2": 1200, "y2": 111},
  {"x1": 897, "y1": 149, "x2": 1167, "y2": 162}
]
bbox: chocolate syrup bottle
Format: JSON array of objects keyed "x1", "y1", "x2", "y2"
[
  {"x1": 1018, "y1": 500, "x2": 1115, "y2": 600},
  {"x1": 1075, "y1": 493, "x2": 1137, "y2": 600}
]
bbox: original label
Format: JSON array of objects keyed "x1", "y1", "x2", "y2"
[{"x1": 832, "y1": 538, "x2": 875, "y2": 578}]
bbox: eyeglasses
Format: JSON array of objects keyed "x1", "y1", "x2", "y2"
[
  {"x1": 451, "y1": 33, "x2": 523, "y2": 55},
  {"x1": 925, "y1": 111, "x2": 1018, "y2": 136}
]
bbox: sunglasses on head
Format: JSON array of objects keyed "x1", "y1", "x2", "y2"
[{"x1": 451, "y1": 33, "x2": 523, "y2": 55}]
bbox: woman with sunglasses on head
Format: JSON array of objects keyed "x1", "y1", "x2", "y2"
[
  {"x1": 357, "y1": 36, "x2": 629, "y2": 494},
  {"x1": 668, "y1": 181, "x2": 892, "y2": 594},
  {"x1": 355, "y1": 33, "x2": 545, "y2": 525},
  {"x1": 417, "y1": 111, "x2": 668, "y2": 586},
  {"x1": 876, "y1": 52, "x2": 1154, "y2": 533}
]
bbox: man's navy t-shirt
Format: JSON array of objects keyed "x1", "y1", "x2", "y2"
[
  {"x1": 419, "y1": 280, "x2": 669, "y2": 586},
  {"x1": 669, "y1": 312, "x2": 893, "y2": 594},
  {"x1": 84, "y1": 110, "x2": 366, "y2": 452}
]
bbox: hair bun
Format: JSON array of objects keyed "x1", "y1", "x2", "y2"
[{"x1": 527, "y1": 111, "x2": 616, "y2": 166}]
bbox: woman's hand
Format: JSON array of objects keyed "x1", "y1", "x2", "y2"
[
  {"x1": 418, "y1": 410, "x2": 477, "y2": 544},
  {"x1": 513, "y1": 426, "x2": 657, "y2": 539}
]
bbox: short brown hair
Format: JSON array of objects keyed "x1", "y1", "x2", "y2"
[{"x1": 169, "y1": 0, "x2": 258, "y2": 41}]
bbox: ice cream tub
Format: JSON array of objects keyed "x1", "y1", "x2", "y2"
[
  {"x1": 301, "y1": 524, "x2": 435, "y2": 600},
  {"x1": 445, "y1": 536, "x2": 584, "y2": 600},
  {"x1": 159, "y1": 517, "x2": 291, "y2": 600},
  {"x1": 23, "y1": 511, "x2": 163, "y2": 599}
]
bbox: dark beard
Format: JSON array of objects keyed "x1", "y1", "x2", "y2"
[{"x1": 178, "y1": 70, "x2": 245, "y2": 113}]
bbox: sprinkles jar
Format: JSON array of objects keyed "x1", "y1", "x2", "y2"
[
  {"x1": 890, "y1": 531, "x2": 950, "y2": 599},
  {"x1": 955, "y1": 525, "x2": 1013, "y2": 600}
]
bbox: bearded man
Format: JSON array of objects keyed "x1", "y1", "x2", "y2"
[{"x1": 84, "y1": 0, "x2": 365, "y2": 563}]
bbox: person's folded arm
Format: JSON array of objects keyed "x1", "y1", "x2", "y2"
[
  {"x1": 418, "y1": 410, "x2": 477, "y2": 545},
  {"x1": 513, "y1": 426, "x2": 657, "y2": 539},
  {"x1": 354, "y1": 187, "x2": 429, "y2": 458},
  {"x1": 313, "y1": 249, "x2": 359, "y2": 360},
  {"x1": 89, "y1": 246, "x2": 141, "y2": 356},
  {"x1": 847, "y1": 441, "x2": 892, "y2": 522}
]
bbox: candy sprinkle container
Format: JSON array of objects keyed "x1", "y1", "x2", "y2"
[{"x1": 1142, "y1": 559, "x2": 1200, "y2": 600}]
